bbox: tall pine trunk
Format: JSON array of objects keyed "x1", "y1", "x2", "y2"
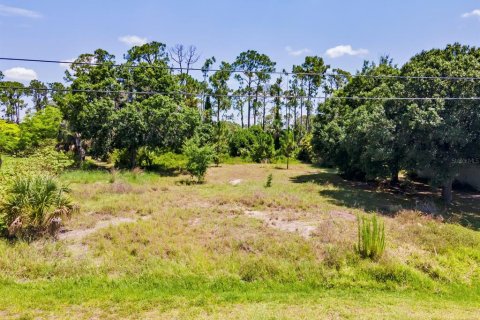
[
  {"x1": 262, "y1": 96, "x2": 266, "y2": 130},
  {"x1": 247, "y1": 98, "x2": 251, "y2": 128},
  {"x1": 240, "y1": 102, "x2": 244, "y2": 128},
  {"x1": 74, "y1": 133, "x2": 85, "y2": 166}
]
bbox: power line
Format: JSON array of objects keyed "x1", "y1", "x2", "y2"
[
  {"x1": 2, "y1": 56, "x2": 480, "y2": 80},
  {"x1": 3, "y1": 85, "x2": 480, "y2": 101}
]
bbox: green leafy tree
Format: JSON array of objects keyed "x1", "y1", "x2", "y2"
[
  {"x1": 401, "y1": 44, "x2": 480, "y2": 203},
  {"x1": 233, "y1": 50, "x2": 276, "y2": 127},
  {"x1": 312, "y1": 57, "x2": 404, "y2": 181},
  {"x1": 142, "y1": 95, "x2": 200, "y2": 153},
  {"x1": 0, "y1": 81, "x2": 27, "y2": 123},
  {"x1": 209, "y1": 62, "x2": 232, "y2": 123},
  {"x1": 111, "y1": 103, "x2": 146, "y2": 168},
  {"x1": 28, "y1": 80, "x2": 49, "y2": 112},
  {"x1": 110, "y1": 95, "x2": 200, "y2": 169},
  {"x1": 62, "y1": 49, "x2": 120, "y2": 163},
  {"x1": 294, "y1": 56, "x2": 329, "y2": 132},
  {"x1": 122, "y1": 42, "x2": 178, "y2": 103}
]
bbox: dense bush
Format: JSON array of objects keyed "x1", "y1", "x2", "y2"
[
  {"x1": 296, "y1": 133, "x2": 315, "y2": 163},
  {"x1": 313, "y1": 45, "x2": 480, "y2": 203},
  {"x1": 183, "y1": 139, "x2": 213, "y2": 182},
  {"x1": 250, "y1": 130, "x2": 275, "y2": 163},
  {"x1": 0, "y1": 120, "x2": 20, "y2": 155},
  {"x1": 0, "y1": 146, "x2": 73, "y2": 183},
  {"x1": 227, "y1": 126, "x2": 277, "y2": 163},
  {"x1": 1, "y1": 175, "x2": 77, "y2": 239},
  {"x1": 18, "y1": 106, "x2": 63, "y2": 152},
  {"x1": 228, "y1": 127, "x2": 256, "y2": 157}
]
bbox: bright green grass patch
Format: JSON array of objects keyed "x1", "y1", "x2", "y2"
[{"x1": 0, "y1": 276, "x2": 478, "y2": 319}]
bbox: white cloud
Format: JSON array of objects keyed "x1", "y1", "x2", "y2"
[
  {"x1": 0, "y1": 4, "x2": 42, "y2": 18},
  {"x1": 285, "y1": 46, "x2": 312, "y2": 57},
  {"x1": 4, "y1": 67, "x2": 38, "y2": 81},
  {"x1": 118, "y1": 35, "x2": 148, "y2": 47},
  {"x1": 325, "y1": 45, "x2": 369, "y2": 58},
  {"x1": 462, "y1": 9, "x2": 480, "y2": 18}
]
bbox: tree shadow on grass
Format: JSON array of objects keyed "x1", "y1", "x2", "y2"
[
  {"x1": 143, "y1": 165, "x2": 182, "y2": 177},
  {"x1": 175, "y1": 179, "x2": 203, "y2": 186},
  {"x1": 77, "y1": 158, "x2": 182, "y2": 177},
  {"x1": 290, "y1": 168, "x2": 480, "y2": 228},
  {"x1": 291, "y1": 170, "x2": 414, "y2": 216}
]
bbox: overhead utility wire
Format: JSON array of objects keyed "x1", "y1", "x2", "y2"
[
  {"x1": 3, "y1": 85, "x2": 480, "y2": 101},
  {"x1": 1, "y1": 57, "x2": 480, "y2": 80}
]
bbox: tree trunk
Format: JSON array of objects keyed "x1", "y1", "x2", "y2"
[
  {"x1": 286, "y1": 157, "x2": 289, "y2": 170},
  {"x1": 286, "y1": 105, "x2": 290, "y2": 130},
  {"x1": 300, "y1": 98, "x2": 304, "y2": 135},
  {"x1": 129, "y1": 148, "x2": 137, "y2": 169},
  {"x1": 247, "y1": 98, "x2": 251, "y2": 128},
  {"x1": 293, "y1": 104, "x2": 297, "y2": 141},
  {"x1": 441, "y1": 178, "x2": 453, "y2": 205},
  {"x1": 390, "y1": 167, "x2": 399, "y2": 185},
  {"x1": 240, "y1": 102, "x2": 244, "y2": 128},
  {"x1": 262, "y1": 96, "x2": 266, "y2": 130},
  {"x1": 74, "y1": 133, "x2": 85, "y2": 165}
]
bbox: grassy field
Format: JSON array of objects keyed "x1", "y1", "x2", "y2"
[{"x1": 1, "y1": 159, "x2": 479, "y2": 319}]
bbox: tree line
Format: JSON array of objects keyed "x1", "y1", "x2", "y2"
[{"x1": 1, "y1": 42, "x2": 479, "y2": 202}]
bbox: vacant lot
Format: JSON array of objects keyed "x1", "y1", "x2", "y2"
[{"x1": 1, "y1": 162, "x2": 479, "y2": 319}]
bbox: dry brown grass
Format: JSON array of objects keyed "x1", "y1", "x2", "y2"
[{"x1": 1, "y1": 163, "x2": 479, "y2": 318}]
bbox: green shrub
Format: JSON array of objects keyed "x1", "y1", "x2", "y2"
[
  {"x1": 136, "y1": 147, "x2": 156, "y2": 168},
  {"x1": 356, "y1": 214, "x2": 386, "y2": 260},
  {"x1": 110, "y1": 149, "x2": 132, "y2": 169},
  {"x1": 153, "y1": 152, "x2": 187, "y2": 172},
  {"x1": 227, "y1": 126, "x2": 277, "y2": 163},
  {"x1": 1, "y1": 175, "x2": 77, "y2": 239},
  {"x1": 18, "y1": 106, "x2": 63, "y2": 153},
  {"x1": 0, "y1": 147, "x2": 73, "y2": 189},
  {"x1": 228, "y1": 128, "x2": 256, "y2": 157},
  {"x1": 183, "y1": 139, "x2": 213, "y2": 183},
  {"x1": 250, "y1": 132, "x2": 275, "y2": 163},
  {"x1": 297, "y1": 133, "x2": 316, "y2": 163},
  {"x1": 0, "y1": 120, "x2": 20, "y2": 155}
]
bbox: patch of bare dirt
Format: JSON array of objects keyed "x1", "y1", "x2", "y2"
[
  {"x1": 58, "y1": 217, "x2": 137, "y2": 241},
  {"x1": 328, "y1": 210, "x2": 356, "y2": 221},
  {"x1": 59, "y1": 215, "x2": 150, "y2": 258},
  {"x1": 229, "y1": 179, "x2": 243, "y2": 186},
  {"x1": 245, "y1": 210, "x2": 317, "y2": 238}
]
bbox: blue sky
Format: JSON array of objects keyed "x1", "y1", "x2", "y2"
[{"x1": 1, "y1": 0, "x2": 480, "y2": 84}]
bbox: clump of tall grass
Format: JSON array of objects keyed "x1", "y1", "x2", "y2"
[
  {"x1": 264, "y1": 174, "x2": 273, "y2": 188},
  {"x1": 356, "y1": 214, "x2": 385, "y2": 260},
  {"x1": 109, "y1": 168, "x2": 119, "y2": 183},
  {"x1": 1, "y1": 175, "x2": 78, "y2": 240}
]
